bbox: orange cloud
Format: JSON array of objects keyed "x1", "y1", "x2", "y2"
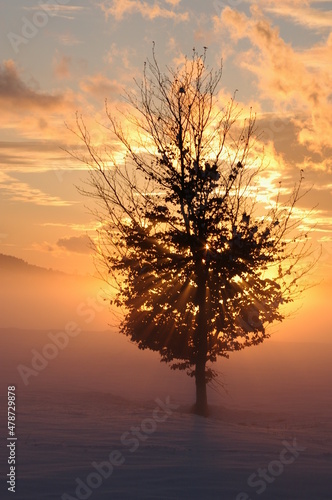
[
  {"x1": 0, "y1": 59, "x2": 86, "y2": 146},
  {"x1": 57, "y1": 235, "x2": 95, "y2": 254},
  {"x1": 260, "y1": 0, "x2": 332, "y2": 30},
  {"x1": 31, "y1": 241, "x2": 57, "y2": 253},
  {"x1": 80, "y1": 74, "x2": 122, "y2": 100},
  {"x1": 0, "y1": 60, "x2": 63, "y2": 110},
  {"x1": 219, "y1": 7, "x2": 332, "y2": 154},
  {"x1": 100, "y1": 0, "x2": 188, "y2": 21},
  {"x1": 105, "y1": 43, "x2": 136, "y2": 70},
  {"x1": 0, "y1": 172, "x2": 73, "y2": 206},
  {"x1": 0, "y1": 59, "x2": 78, "y2": 119},
  {"x1": 53, "y1": 55, "x2": 72, "y2": 80}
]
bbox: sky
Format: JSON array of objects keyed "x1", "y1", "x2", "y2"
[{"x1": 0, "y1": 0, "x2": 332, "y2": 340}]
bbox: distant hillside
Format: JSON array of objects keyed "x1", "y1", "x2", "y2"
[
  {"x1": 0, "y1": 253, "x2": 65, "y2": 275},
  {"x1": 0, "y1": 253, "x2": 111, "y2": 330}
]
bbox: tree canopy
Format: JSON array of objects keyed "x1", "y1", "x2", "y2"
[{"x1": 71, "y1": 47, "x2": 315, "y2": 415}]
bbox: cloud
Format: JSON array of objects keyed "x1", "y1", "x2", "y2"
[
  {"x1": 0, "y1": 60, "x2": 82, "y2": 144},
  {"x1": 53, "y1": 55, "x2": 72, "y2": 80},
  {"x1": 0, "y1": 140, "x2": 77, "y2": 173},
  {"x1": 80, "y1": 74, "x2": 122, "y2": 99},
  {"x1": 0, "y1": 172, "x2": 73, "y2": 206},
  {"x1": 41, "y1": 221, "x2": 100, "y2": 232},
  {"x1": 0, "y1": 60, "x2": 63, "y2": 110},
  {"x1": 32, "y1": 241, "x2": 57, "y2": 253},
  {"x1": 105, "y1": 43, "x2": 136, "y2": 70},
  {"x1": 57, "y1": 235, "x2": 95, "y2": 254},
  {"x1": 219, "y1": 7, "x2": 332, "y2": 155},
  {"x1": 58, "y1": 33, "x2": 83, "y2": 46},
  {"x1": 33, "y1": 234, "x2": 96, "y2": 255},
  {"x1": 24, "y1": 4, "x2": 87, "y2": 20},
  {"x1": 300, "y1": 32, "x2": 332, "y2": 70},
  {"x1": 100, "y1": 0, "x2": 188, "y2": 21},
  {"x1": 254, "y1": 0, "x2": 332, "y2": 30}
]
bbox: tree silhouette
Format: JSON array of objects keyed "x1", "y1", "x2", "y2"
[{"x1": 71, "y1": 47, "x2": 315, "y2": 416}]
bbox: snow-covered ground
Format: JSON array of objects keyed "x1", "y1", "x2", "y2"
[{"x1": 0, "y1": 329, "x2": 331, "y2": 499}]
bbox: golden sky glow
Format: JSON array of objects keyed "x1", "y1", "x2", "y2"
[{"x1": 0, "y1": 1, "x2": 331, "y2": 338}]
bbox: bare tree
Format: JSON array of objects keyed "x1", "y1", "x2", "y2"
[{"x1": 69, "y1": 47, "x2": 315, "y2": 416}]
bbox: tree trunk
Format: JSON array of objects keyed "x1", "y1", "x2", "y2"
[
  {"x1": 194, "y1": 356, "x2": 208, "y2": 416},
  {"x1": 193, "y1": 263, "x2": 209, "y2": 417}
]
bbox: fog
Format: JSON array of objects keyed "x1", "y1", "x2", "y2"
[
  {"x1": 1, "y1": 256, "x2": 331, "y2": 500},
  {"x1": 0, "y1": 254, "x2": 111, "y2": 331},
  {"x1": 1, "y1": 327, "x2": 331, "y2": 417},
  {"x1": 1, "y1": 254, "x2": 331, "y2": 414}
]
